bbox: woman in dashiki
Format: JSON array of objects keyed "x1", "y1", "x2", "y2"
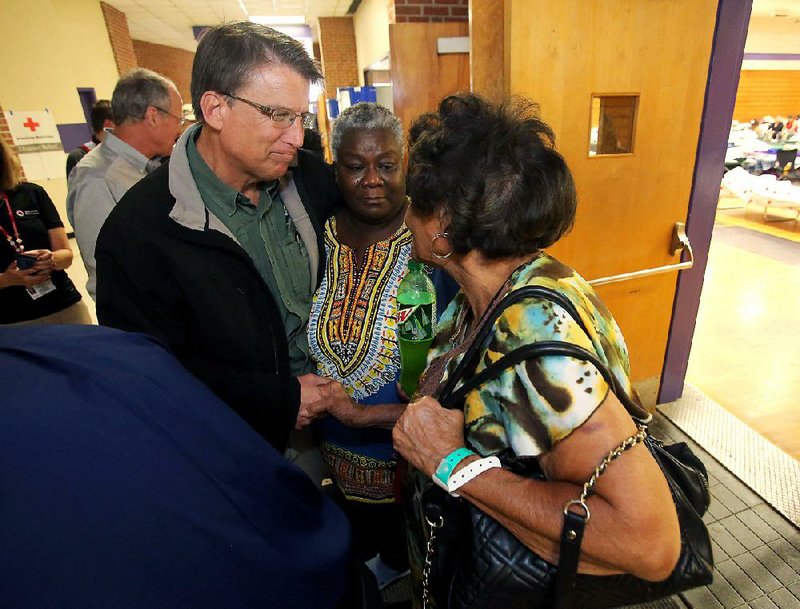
[{"x1": 299, "y1": 102, "x2": 454, "y2": 586}]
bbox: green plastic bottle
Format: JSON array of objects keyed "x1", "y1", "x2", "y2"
[{"x1": 397, "y1": 260, "x2": 437, "y2": 396}]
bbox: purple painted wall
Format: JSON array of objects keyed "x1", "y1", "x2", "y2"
[
  {"x1": 57, "y1": 123, "x2": 91, "y2": 152},
  {"x1": 658, "y1": 0, "x2": 754, "y2": 403},
  {"x1": 743, "y1": 52, "x2": 800, "y2": 60},
  {"x1": 77, "y1": 88, "x2": 97, "y2": 125}
]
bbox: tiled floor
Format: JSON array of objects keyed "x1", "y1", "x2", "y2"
[
  {"x1": 659, "y1": 385, "x2": 799, "y2": 527},
  {"x1": 646, "y1": 415, "x2": 800, "y2": 609},
  {"x1": 632, "y1": 208, "x2": 800, "y2": 609}
]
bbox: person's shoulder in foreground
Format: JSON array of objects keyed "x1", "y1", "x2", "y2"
[{"x1": 0, "y1": 324, "x2": 349, "y2": 609}]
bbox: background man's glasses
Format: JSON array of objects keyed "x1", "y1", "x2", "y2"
[
  {"x1": 154, "y1": 107, "x2": 186, "y2": 127},
  {"x1": 221, "y1": 92, "x2": 316, "y2": 129}
]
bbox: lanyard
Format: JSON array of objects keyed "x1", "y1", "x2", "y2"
[{"x1": 0, "y1": 192, "x2": 25, "y2": 254}]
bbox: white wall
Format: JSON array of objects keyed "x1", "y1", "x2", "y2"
[
  {"x1": 742, "y1": 15, "x2": 800, "y2": 70},
  {"x1": 0, "y1": 0, "x2": 119, "y2": 226},
  {"x1": 353, "y1": 0, "x2": 391, "y2": 86}
]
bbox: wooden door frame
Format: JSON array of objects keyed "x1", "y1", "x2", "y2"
[
  {"x1": 389, "y1": 21, "x2": 471, "y2": 130},
  {"x1": 658, "y1": 0, "x2": 753, "y2": 403}
]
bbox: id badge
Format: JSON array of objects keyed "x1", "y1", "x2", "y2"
[{"x1": 27, "y1": 279, "x2": 57, "y2": 300}]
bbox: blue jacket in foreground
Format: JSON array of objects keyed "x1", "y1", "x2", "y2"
[{"x1": 0, "y1": 324, "x2": 350, "y2": 609}]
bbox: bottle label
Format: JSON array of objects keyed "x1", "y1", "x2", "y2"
[{"x1": 398, "y1": 303, "x2": 435, "y2": 341}]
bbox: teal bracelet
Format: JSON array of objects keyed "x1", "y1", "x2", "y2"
[{"x1": 434, "y1": 447, "x2": 476, "y2": 490}]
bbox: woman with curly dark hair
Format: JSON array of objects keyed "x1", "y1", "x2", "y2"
[{"x1": 392, "y1": 93, "x2": 683, "y2": 607}]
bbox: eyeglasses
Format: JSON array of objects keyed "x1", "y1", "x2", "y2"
[
  {"x1": 220, "y1": 92, "x2": 316, "y2": 129},
  {"x1": 154, "y1": 106, "x2": 186, "y2": 126}
]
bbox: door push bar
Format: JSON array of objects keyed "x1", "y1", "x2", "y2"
[{"x1": 588, "y1": 222, "x2": 694, "y2": 287}]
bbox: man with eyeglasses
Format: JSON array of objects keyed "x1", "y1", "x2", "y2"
[
  {"x1": 68, "y1": 68, "x2": 183, "y2": 300},
  {"x1": 95, "y1": 22, "x2": 341, "y2": 457}
]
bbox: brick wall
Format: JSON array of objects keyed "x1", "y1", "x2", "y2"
[
  {"x1": 0, "y1": 105, "x2": 26, "y2": 182},
  {"x1": 390, "y1": 0, "x2": 469, "y2": 23},
  {"x1": 101, "y1": 2, "x2": 138, "y2": 76},
  {"x1": 318, "y1": 17, "x2": 360, "y2": 99},
  {"x1": 133, "y1": 40, "x2": 194, "y2": 103}
]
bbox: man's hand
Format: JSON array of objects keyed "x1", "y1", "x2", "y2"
[
  {"x1": 295, "y1": 379, "x2": 366, "y2": 430},
  {"x1": 315, "y1": 381, "x2": 365, "y2": 426},
  {"x1": 296, "y1": 374, "x2": 332, "y2": 429},
  {"x1": 298, "y1": 373, "x2": 330, "y2": 406},
  {"x1": 392, "y1": 396, "x2": 465, "y2": 478}
]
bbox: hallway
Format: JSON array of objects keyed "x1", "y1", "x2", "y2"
[{"x1": 686, "y1": 205, "x2": 800, "y2": 460}]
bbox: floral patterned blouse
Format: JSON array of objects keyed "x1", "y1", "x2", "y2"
[
  {"x1": 423, "y1": 251, "x2": 636, "y2": 457},
  {"x1": 405, "y1": 252, "x2": 638, "y2": 606}
]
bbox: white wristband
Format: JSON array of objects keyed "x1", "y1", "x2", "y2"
[{"x1": 447, "y1": 455, "x2": 501, "y2": 496}]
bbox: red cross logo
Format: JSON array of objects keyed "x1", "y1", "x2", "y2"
[{"x1": 22, "y1": 117, "x2": 40, "y2": 132}]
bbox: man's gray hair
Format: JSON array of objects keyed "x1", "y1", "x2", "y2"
[
  {"x1": 111, "y1": 68, "x2": 176, "y2": 125},
  {"x1": 330, "y1": 103, "x2": 405, "y2": 162},
  {"x1": 191, "y1": 21, "x2": 323, "y2": 123}
]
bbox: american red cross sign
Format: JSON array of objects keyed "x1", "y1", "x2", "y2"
[
  {"x1": 22, "y1": 117, "x2": 40, "y2": 132},
  {"x1": 3, "y1": 109, "x2": 61, "y2": 149}
]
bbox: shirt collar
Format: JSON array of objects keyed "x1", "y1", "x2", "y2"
[
  {"x1": 102, "y1": 129, "x2": 150, "y2": 173},
  {"x1": 186, "y1": 127, "x2": 279, "y2": 215}
]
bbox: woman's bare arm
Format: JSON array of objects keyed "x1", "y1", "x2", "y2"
[{"x1": 393, "y1": 393, "x2": 681, "y2": 581}]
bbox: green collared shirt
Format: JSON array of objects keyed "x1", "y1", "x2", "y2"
[{"x1": 186, "y1": 130, "x2": 313, "y2": 374}]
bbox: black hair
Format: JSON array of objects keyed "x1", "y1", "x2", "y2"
[
  {"x1": 407, "y1": 111, "x2": 440, "y2": 147},
  {"x1": 90, "y1": 100, "x2": 112, "y2": 133},
  {"x1": 407, "y1": 93, "x2": 577, "y2": 257}
]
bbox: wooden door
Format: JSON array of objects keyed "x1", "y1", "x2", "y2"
[
  {"x1": 389, "y1": 22, "x2": 471, "y2": 130},
  {"x1": 498, "y1": 0, "x2": 719, "y2": 383}
]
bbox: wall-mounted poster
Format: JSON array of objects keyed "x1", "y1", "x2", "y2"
[{"x1": 4, "y1": 109, "x2": 65, "y2": 180}]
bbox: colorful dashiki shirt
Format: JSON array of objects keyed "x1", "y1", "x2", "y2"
[{"x1": 307, "y1": 217, "x2": 412, "y2": 503}]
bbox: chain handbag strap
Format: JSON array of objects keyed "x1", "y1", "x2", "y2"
[
  {"x1": 563, "y1": 425, "x2": 649, "y2": 522},
  {"x1": 421, "y1": 425, "x2": 648, "y2": 609},
  {"x1": 554, "y1": 424, "x2": 649, "y2": 609},
  {"x1": 422, "y1": 512, "x2": 444, "y2": 609}
]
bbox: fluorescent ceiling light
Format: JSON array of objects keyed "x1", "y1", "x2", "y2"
[{"x1": 250, "y1": 15, "x2": 306, "y2": 25}]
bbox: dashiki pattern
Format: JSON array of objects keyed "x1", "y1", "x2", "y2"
[{"x1": 307, "y1": 217, "x2": 412, "y2": 503}]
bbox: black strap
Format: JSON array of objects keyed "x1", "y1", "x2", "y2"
[
  {"x1": 438, "y1": 284, "x2": 650, "y2": 423},
  {"x1": 556, "y1": 510, "x2": 588, "y2": 609},
  {"x1": 441, "y1": 341, "x2": 649, "y2": 423},
  {"x1": 438, "y1": 285, "x2": 590, "y2": 405},
  {"x1": 435, "y1": 284, "x2": 651, "y2": 609}
]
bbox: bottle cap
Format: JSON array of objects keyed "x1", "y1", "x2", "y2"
[{"x1": 408, "y1": 259, "x2": 423, "y2": 271}]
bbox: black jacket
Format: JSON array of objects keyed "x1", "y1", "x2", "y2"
[{"x1": 96, "y1": 149, "x2": 339, "y2": 451}]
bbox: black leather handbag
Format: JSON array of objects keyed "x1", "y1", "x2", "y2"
[{"x1": 421, "y1": 285, "x2": 714, "y2": 609}]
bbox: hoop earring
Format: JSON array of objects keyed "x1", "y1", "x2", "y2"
[{"x1": 431, "y1": 232, "x2": 453, "y2": 260}]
